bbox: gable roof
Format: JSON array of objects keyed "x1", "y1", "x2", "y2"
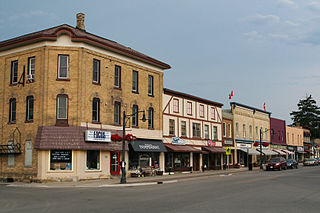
[{"x1": 0, "y1": 24, "x2": 171, "y2": 70}]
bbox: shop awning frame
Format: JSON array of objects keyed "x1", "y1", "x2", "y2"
[
  {"x1": 281, "y1": 149, "x2": 295, "y2": 155},
  {"x1": 239, "y1": 149, "x2": 261, "y2": 155},
  {"x1": 257, "y1": 149, "x2": 278, "y2": 156},
  {"x1": 164, "y1": 144, "x2": 202, "y2": 153},
  {"x1": 202, "y1": 146, "x2": 226, "y2": 153},
  {"x1": 272, "y1": 149, "x2": 286, "y2": 155}
]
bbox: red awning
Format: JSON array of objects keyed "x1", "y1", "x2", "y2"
[
  {"x1": 203, "y1": 146, "x2": 226, "y2": 153},
  {"x1": 164, "y1": 144, "x2": 202, "y2": 153}
]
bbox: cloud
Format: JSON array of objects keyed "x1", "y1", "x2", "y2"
[
  {"x1": 276, "y1": 0, "x2": 298, "y2": 8},
  {"x1": 284, "y1": 20, "x2": 299, "y2": 27},
  {"x1": 7, "y1": 10, "x2": 58, "y2": 22},
  {"x1": 268, "y1": 33, "x2": 289, "y2": 40},
  {"x1": 299, "y1": 30, "x2": 320, "y2": 45},
  {"x1": 244, "y1": 31, "x2": 258, "y2": 37},
  {"x1": 249, "y1": 14, "x2": 280, "y2": 25},
  {"x1": 308, "y1": 1, "x2": 320, "y2": 11}
]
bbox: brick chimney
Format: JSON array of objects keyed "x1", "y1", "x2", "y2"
[{"x1": 76, "y1": 13, "x2": 85, "y2": 31}]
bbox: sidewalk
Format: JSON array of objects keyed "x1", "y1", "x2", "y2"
[{"x1": 2, "y1": 167, "x2": 261, "y2": 188}]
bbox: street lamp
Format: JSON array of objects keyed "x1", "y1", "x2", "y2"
[
  {"x1": 259, "y1": 129, "x2": 274, "y2": 170},
  {"x1": 120, "y1": 110, "x2": 147, "y2": 184}
]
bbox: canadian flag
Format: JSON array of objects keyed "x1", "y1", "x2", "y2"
[
  {"x1": 263, "y1": 102, "x2": 266, "y2": 111},
  {"x1": 228, "y1": 90, "x2": 234, "y2": 100}
]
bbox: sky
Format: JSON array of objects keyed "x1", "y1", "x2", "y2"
[{"x1": 1, "y1": 0, "x2": 320, "y2": 124}]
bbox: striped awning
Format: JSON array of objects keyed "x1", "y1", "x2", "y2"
[{"x1": 272, "y1": 149, "x2": 286, "y2": 155}]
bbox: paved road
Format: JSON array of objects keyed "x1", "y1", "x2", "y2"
[{"x1": 1, "y1": 167, "x2": 320, "y2": 213}]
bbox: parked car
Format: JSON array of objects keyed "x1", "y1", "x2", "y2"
[
  {"x1": 286, "y1": 159, "x2": 298, "y2": 169},
  {"x1": 303, "y1": 159, "x2": 317, "y2": 166},
  {"x1": 266, "y1": 157, "x2": 287, "y2": 171},
  {"x1": 315, "y1": 158, "x2": 320, "y2": 165}
]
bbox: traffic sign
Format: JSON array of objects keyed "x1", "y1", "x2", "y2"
[{"x1": 226, "y1": 147, "x2": 231, "y2": 155}]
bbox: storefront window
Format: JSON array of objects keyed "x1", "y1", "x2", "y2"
[
  {"x1": 129, "y1": 150, "x2": 159, "y2": 170},
  {"x1": 165, "y1": 152, "x2": 190, "y2": 171},
  {"x1": 86, "y1": 150, "x2": 100, "y2": 170},
  {"x1": 50, "y1": 150, "x2": 72, "y2": 170}
]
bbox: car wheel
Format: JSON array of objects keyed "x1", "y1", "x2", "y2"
[
  {"x1": 279, "y1": 166, "x2": 282, "y2": 171},
  {"x1": 296, "y1": 165, "x2": 298, "y2": 169}
]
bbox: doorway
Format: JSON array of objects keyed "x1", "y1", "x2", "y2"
[
  {"x1": 193, "y1": 153, "x2": 200, "y2": 171},
  {"x1": 110, "y1": 151, "x2": 120, "y2": 175}
]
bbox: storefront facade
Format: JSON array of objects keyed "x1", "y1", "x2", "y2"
[
  {"x1": 230, "y1": 102, "x2": 271, "y2": 167},
  {"x1": 163, "y1": 89, "x2": 224, "y2": 172},
  {"x1": 286, "y1": 126, "x2": 304, "y2": 162},
  {"x1": 222, "y1": 110, "x2": 235, "y2": 168},
  {"x1": 0, "y1": 14, "x2": 170, "y2": 181}
]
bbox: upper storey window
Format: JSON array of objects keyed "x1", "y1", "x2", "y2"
[
  {"x1": 9, "y1": 98, "x2": 16, "y2": 123},
  {"x1": 114, "y1": 65, "x2": 121, "y2": 88},
  {"x1": 10, "y1": 61, "x2": 18, "y2": 84},
  {"x1": 132, "y1": 70, "x2": 138, "y2": 93},
  {"x1": 27, "y1": 57, "x2": 35, "y2": 82},
  {"x1": 93, "y1": 59, "x2": 100, "y2": 84},
  {"x1": 58, "y1": 55, "x2": 69, "y2": 79},
  {"x1": 148, "y1": 75, "x2": 154, "y2": 96},
  {"x1": 199, "y1": 105, "x2": 204, "y2": 117},
  {"x1": 56, "y1": 94, "x2": 68, "y2": 125},
  {"x1": 173, "y1": 99, "x2": 179, "y2": 113},
  {"x1": 187, "y1": 102, "x2": 192, "y2": 115}
]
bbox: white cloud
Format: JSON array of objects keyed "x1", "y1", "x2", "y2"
[
  {"x1": 308, "y1": 1, "x2": 320, "y2": 11},
  {"x1": 250, "y1": 14, "x2": 280, "y2": 25},
  {"x1": 244, "y1": 31, "x2": 258, "y2": 37},
  {"x1": 268, "y1": 33, "x2": 289, "y2": 40},
  {"x1": 277, "y1": 0, "x2": 298, "y2": 8},
  {"x1": 284, "y1": 20, "x2": 299, "y2": 27},
  {"x1": 7, "y1": 10, "x2": 57, "y2": 22}
]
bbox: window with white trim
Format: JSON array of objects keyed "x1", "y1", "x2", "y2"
[
  {"x1": 26, "y1": 96, "x2": 34, "y2": 121},
  {"x1": 9, "y1": 98, "x2": 16, "y2": 123},
  {"x1": 148, "y1": 75, "x2": 154, "y2": 96},
  {"x1": 92, "y1": 98, "x2": 100, "y2": 122},
  {"x1": 86, "y1": 150, "x2": 100, "y2": 170},
  {"x1": 93, "y1": 59, "x2": 100, "y2": 83},
  {"x1": 204, "y1": 125, "x2": 209, "y2": 139},
  {"x1": 114, "y1": 65, "x2": 121, "y2": 88},
  {"x1": 132, "y1": 70, "x2": 138, "y2": 93},
  {"x1": 148, "y1": 107, "x2": 154, "y2": 129},
  {"x1": 10, "y1": 60, "x2": 18, "y2": 84},
  {"x1": 187, "y1": 102, "x2": 192, "y2": 115},
  {"x1": 193, "y1": 123, "x2": 201, "y2": 138},
  {"x1": 173, "y1": 99, "x2": 179, "y2": 113},
  {"x1": 58, "y1": 55, "x2": 69, "y2": 79},
  {"x1": 132, "y1": 105, "x2": 138, "y2": 127},
  {"x1": 28, "y1": 57, "x2": 35, "y2": 81},
  {"x1": 199, "y1": 105, "x2": 204, "y2": 117},
  {"x1": 56, "y1": 95, "x2": 68, "y2": 125}
]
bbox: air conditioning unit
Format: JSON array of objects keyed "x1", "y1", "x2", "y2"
[{"x1": 27, "y1": 74, "x2": 34, "y2": 81}]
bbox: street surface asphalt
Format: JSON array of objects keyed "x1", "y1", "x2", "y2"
[{"x1": 1, "y1": 166, "x2": 320, "y2": 213}]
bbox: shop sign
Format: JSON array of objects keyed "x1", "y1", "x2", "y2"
[
  {"x1": 85, "y1": 130, "x2": 111, "y2": 142},
  {"x1": 139, "y1": 143, "x2": 161, "y2": 151},
  {"x1": 237, "y1": 143, "x2": 251, "y2": 149},
  {"x1": 287, "y1": 146, "x2": 295, "y2": 151},
  {"x1": 224, "y1": 139, "x2": 233, "y2": 145},
  {"x1": 172, "y1": 137, "x2": 186, "y2": 145},
  {"x1": 208, "y1": 140, "x2": 216, "y2": 147},
  {"x1": 50, "y1": 150, "x2": 72, "y2": 162},
  {"x1": 297, "y1": 147, "x2": 304, "y2": 152}
]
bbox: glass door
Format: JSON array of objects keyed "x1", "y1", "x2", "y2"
[{"x1": 110, "y1": 151, "x2": 120, "y2": 175}]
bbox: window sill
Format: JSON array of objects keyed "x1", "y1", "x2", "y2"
[
  {"x1": 56, "y1": 78, "x2": 70, "y2": 81},
  {"x1": 92, "y1": 82, "x2": 101, "y2": 86},
  {"x1": 148, "y1": 127, "x2": 154, "y2": 130},
  {"x1": 9, "y1": 83, "x2": 18, "y2": 86},
  {"x1": 148, "y1": 94, "x2": 154, "y2": 97},
  {"x1": 114, "y1": 87, "x2": 122, "y2": 90},
  {"x1": 113, "y1": 123, "x2": 122, "y2": 126},
  {"x1": 48, "y1": 170, "x2": 74, "y2": 173},
  {"x1": 132, "y1": 91, "x2": 139, "y2": 94},
  {"x1": 132, "y1": 126, "x2": 139, "y2": 128},
  {"x1": 26, "y1": 80, "x2": 35, "y2": 84},
  {"x1": 8, "y1": 121, "x2": 16, "y2": 124},
  {"x1": 92, "y1": 121, "x2": 101, "y2": 124},
  {"x1": 25, "y1": 120, "x2": 34, "y2": 123},
  {"x1": 85, "y1": 169, "x2": 102, "y2": 173},
  {"x1": 55, "y1": 123, "x2": 69, "y2": 127}
]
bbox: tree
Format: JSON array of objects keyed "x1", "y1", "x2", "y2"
[{"x1": 290, "y1": 95, "x2": 320, "y2": 138}]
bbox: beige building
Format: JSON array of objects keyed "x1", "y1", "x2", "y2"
[
  {"x1": 230, "y1": 102, "x2": 271, "y2": 167},
  {"x1": 286, "y1": 126, "x2": 304, "y2": 162},
  {"x1": 163, "y1": 89, "x2": 224, "y2": 172},
  {"x1": 0, "y1": 14, "x2": 170, "y2": 181}
]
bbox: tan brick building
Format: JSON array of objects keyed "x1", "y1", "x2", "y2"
[{"x1": 0, "y1": 14, "x2": 170, "y2": 181}]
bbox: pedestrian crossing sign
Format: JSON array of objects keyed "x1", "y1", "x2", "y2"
[{"x1": 226, "y1": 147, "x2": 231, "y2": 155}]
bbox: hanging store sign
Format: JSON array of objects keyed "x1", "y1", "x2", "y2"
[
  {"x1": 172, "y1": 137, "x2": 186, "y2": 145},
  {"x1": 237, "y1": 143, "x2": 252, "y2": 149},
  {"x1": 85, "y1": 130, "x2": 111, "y2": 142}
]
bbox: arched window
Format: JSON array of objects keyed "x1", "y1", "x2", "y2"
[
  {"x1": 92, "y1": 98, "x2": 100, "y2": 122},
  {"x1": 148, "y1": 107, "x2": 154, "y2": 129},
  {"x1": 56, "y1": 94, "x2": 68, "y2": 125},
  {"x1": 132, "y1": 105, "x2": 138, "y2": 127},
  {"x1": 9, "y1": 98, "x2": 16, "y2": 123}
]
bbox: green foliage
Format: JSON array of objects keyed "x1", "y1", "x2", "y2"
[{"x1": 290, "y1": 95, "x2": 320, "y2": 138}]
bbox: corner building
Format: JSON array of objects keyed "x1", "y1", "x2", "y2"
[{"x1": 0, "y1": 14, "x2": 170, "y2": 181}]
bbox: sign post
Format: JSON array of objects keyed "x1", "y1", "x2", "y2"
[{"x1": 226, "y1": 147, "x2": 231, "y2": 170}]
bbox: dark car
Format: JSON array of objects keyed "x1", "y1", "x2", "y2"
[
  {"x1": 286, "y1": 159, "x2": 298, "y2": 169},
  {"x1": 266, "y1": 157, "x2": 287, "y2": 171}
]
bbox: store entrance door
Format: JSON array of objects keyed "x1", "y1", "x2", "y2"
[
  {"x1": 110, "y1": 151, "x2": 120, "y2": 175},
  {"x1": 193, "y1": 153, "x2": 200, "y2": 171}
]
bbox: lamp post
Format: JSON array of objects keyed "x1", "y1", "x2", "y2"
[
  {"x1": 260, "y1": 129, "x2": 263, "y2": 170},
  {"x1": 120, "y1": 110, "x2": 146, "y2": 184}
]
